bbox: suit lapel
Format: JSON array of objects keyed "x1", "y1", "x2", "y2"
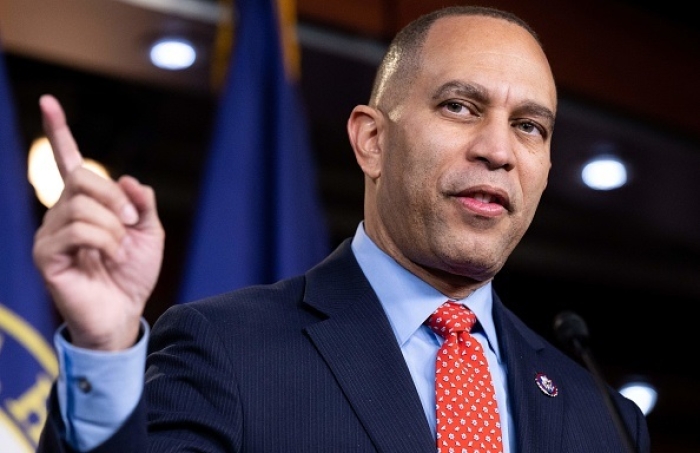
[
  {"x1": 301, "y1": 241, "x2": 573, "y2": 453},
  {"x1": 303, "y1": 240, "x2": 435, "y2": 453},
  {"x1": 493, "y1": 296, "x2": 564, "y2": 453}
]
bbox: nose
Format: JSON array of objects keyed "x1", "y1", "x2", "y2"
[{"x1": 467, "y1": 118, "x2": 515, "y2": 171}]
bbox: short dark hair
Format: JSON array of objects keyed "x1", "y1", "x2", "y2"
[{"x1": 369, "y1": 6, "x2": 542, "y2": 109}]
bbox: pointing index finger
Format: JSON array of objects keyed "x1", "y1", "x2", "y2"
[{"x1": 39, "y1": 94, "x2": 84, "y2": 178}]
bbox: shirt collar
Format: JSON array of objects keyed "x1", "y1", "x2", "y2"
[{"x1": 350, "y1": 222, "x2": 500, "y2": 358}]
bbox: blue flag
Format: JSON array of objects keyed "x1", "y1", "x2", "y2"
[
  {"x1": 178, "y1": 0, "x2": 330, "y2": 303},
  {"x1": 0, "y1": 46, "x2": 58, "y2": 451}
]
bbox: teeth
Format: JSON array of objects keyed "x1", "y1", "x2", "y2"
[{"x1": 474, "y1": 193, "x2": 493, "y2": 203}]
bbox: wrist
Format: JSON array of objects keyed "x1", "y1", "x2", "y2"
[{"x1": 66, "y1": 321, "x2": 143, "y2": 351}]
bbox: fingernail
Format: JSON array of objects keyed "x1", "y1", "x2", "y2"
[{"x1": 121, "y1": 204, "x2": 139, "y2": 225}]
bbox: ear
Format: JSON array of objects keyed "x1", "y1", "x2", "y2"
[{"x1": 347, "y1": 105, "x2": 384, "y2": 179}]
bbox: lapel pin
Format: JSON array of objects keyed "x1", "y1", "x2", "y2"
[{"x1": 535, "y1": 372, "x2": 559, "y2": 397}]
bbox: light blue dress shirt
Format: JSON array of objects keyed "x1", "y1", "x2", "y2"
[
  {"x1": 351, "y1": 223, "x2": 513, "y2": 452},
  {"x1": 55, "y1": 222, "x2": 513, "y2": 452}
]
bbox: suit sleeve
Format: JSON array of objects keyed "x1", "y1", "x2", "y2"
[
  {"x1": 140, "y1": 303, "x2": 244, "y2": 452},
  {"x1": 38, "y1": 303, "x2": 242, "y2": 453}
]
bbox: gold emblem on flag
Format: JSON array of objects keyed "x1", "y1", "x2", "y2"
[{"x1": 0, "y1": 304, "x2": 57, "y2": 453}]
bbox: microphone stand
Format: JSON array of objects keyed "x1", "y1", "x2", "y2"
[{"x1": 554, "y1": 311, "x2": 637, "y2": 453}]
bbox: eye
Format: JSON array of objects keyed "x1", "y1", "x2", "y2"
[
  {"x1": 440, "y1": 100, "x2": 475, "y2": 117},
  {"x1": 516, "y1": 120, "x2": 546, "y2": 138}
]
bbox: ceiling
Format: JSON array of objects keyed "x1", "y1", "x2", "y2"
[{"x1": 1, "y1": 0, "x2": 699, "y2": 451}]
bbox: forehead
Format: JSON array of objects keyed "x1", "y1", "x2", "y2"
[{"x1": 416, "y1": 15, "x2": 557, "y2": 110}]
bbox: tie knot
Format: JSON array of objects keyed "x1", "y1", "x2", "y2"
[{"x1": 426, "y1": 301, "x2": 477, "y2": 339}]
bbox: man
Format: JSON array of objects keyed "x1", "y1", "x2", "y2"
[{"x1": 35, "y1": 5, "x2": 650, "y2": 453}]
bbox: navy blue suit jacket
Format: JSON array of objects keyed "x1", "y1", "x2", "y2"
[{"x1": 38, "y1": 239, "x2": 650, "y2": 452}]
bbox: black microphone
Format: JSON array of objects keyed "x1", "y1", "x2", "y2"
[{"x1": 553, "y1": 311, "x2": 637, "y2": 453}]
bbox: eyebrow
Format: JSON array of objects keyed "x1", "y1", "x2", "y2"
[
  {"x1": 431, "y1": 80, "x2": 556, "y2": 128},
  {"x1": 431, "y1": 81, "x2": 488, "y2": 104},
  {"x1": 514, "y1": 102, "x2": 556, "y2": 129}
]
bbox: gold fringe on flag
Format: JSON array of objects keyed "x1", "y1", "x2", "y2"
[
  {"x1": 210, "y1": 0, "x2": 234, "y2": 93},
  {"x1": 276, "y1": 0, "x2": 301, "y2": 82},
  {"x1": 210, "y1": 0, "x2": 301, "y2": 91}
]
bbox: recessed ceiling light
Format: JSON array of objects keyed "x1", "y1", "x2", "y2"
[
  {"x1": 581, "y1": 154, "x2": 628, "y2": 190},
  {"x1": 618, "y1": 380, "x2": 658, "y2": 416},
  {"x1": 149, "y1": 37, "x2": 197, "y2": 70}
]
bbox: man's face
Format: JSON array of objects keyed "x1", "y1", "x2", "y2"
[{"x1": 369, "y1": 15, "x2": 557, "y2": 291}]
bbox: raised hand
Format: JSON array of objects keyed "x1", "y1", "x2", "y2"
[{"x1": 33, "y1": 94, "x2": 165, "y2": 351}]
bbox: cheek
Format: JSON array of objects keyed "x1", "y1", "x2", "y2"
[
  {"x1": 383, "y1": 119, "x2": 456, "y2": 207},
  {"x1": 384, "y1": 151, "x2": 427, "y2": 208},
  {"x1": 400, "y1": 147, "x2": 444, "y2": 203},
  {"x1": 385, "y1": 125, "x2": 434, "y2": 183},
  {"x1": 520, "y1": 157, "x2": 551, "y2": 204}
]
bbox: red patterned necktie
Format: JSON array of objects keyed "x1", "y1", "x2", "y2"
[{"x1": 427, "y1": 301, "x2": 504, "y2": 453}]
